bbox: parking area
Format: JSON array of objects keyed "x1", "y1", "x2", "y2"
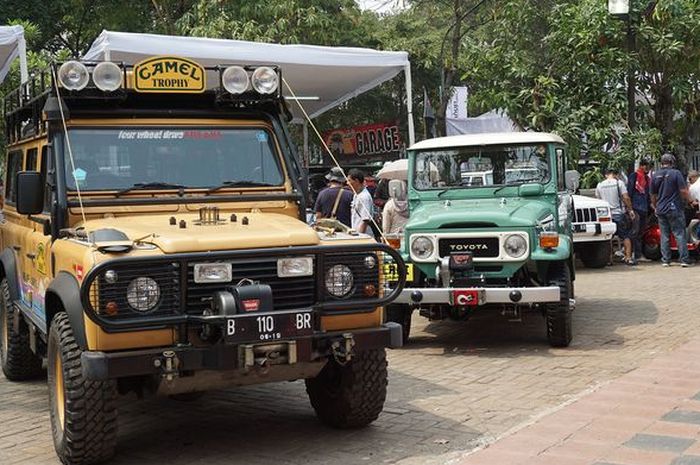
[{"x1": 1, "y1": 263, "x2": 698, "y2": 465}]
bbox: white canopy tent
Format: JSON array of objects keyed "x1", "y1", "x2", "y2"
[
  {"x1": 0, "y1": 25, "x2": 27, "y2": 84},
  {"x1": 84, "y1": 30, "x2": 415, "y2": 145}
]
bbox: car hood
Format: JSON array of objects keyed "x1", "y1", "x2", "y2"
[
  {"x1": 81, "y1": 212, "x2": 320, "y2": 253},
  {"x1": 407, "y1": 197, "x2": 554, "y2": 230},
  {"x1": 572, "y1": 194, "x2": 610, "y2": 208}
]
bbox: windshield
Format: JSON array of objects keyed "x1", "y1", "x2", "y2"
[
  {"x1": 63, "y1": 127, "x2": 284, "y2": 191},
  {"x1": 413, "y1": 144, "x2": 550, "y2": 191}
]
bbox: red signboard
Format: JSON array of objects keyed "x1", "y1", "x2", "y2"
[{"x1": 323, "y1": 122, "x2": 402, "y2": 158}]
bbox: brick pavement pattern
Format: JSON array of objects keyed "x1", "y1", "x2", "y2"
[{"x1": 1, "y1": 263, "x2": 698, "y2": 464}]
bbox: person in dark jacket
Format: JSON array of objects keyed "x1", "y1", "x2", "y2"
[
  {"x1": 314, "y1": 167, "x2": 353, "y2": 227},
  {"x1": 627, "y1": 159, "x2": 652, "y2": 262}
]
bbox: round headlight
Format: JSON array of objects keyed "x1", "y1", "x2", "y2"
[
  {"x1": 504, "y1": 234, "x2": 528, "y2": 258},
  {"x1": 325, "y1": 264, "x2": 354, "y2": 298},
  {"x1": 251, "y1": 66, "x2": 279, "y2": 94},
  {"x1": 92, "y1": 61, "x2": 123, "y2": 92},
  {"x1": 126, "y1": 277, "x2": 160, "y2": 312},
  {"x1": 58, "y1": 61, "x2": 89, "y2": 91},
  {"x1": 411, "y1": 236, "x2": 434, "y2": 260},
  {"x1": 222, "y1": 66, "x2": 249, "y2": 94}
]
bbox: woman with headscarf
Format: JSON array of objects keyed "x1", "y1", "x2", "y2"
[{"x1": 382, "y1": 179, "x2": 409, "y2": 235}]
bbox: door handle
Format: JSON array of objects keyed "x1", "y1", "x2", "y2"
[{"x1": 26, "y1": 253, "x2": 36, "y2": 260}]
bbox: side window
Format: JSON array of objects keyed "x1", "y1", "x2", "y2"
[
  {"x1": 5, "y1": 150, "x2": 23, "y2": 204},
  {"x1": 41, "y1": 146, "x2": 51, "y2": 212},
  {"x1": 25, "y1": 148, "x2": 38, "y2": 171},
  {"x1": 556, "y1": 148, "x2": 566, "y2": 191}
]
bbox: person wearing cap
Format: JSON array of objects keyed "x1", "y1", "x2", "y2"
[
  {"x1": 651, "y1": 153, "x2": 692, "y2": 267},
  {"x1": 314, "y1": 167, "x2": 353, "y2": 227},
  {"x1": 627, "y1": 159, "x2": 652, "y2": 262},
  {"x1": 596, "y1": 167, "x2": 636, "y2": 265}
]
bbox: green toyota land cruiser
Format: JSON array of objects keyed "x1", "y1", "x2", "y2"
[{"x1": 387, "y1": 132, "x2": 578, "y2": 347}]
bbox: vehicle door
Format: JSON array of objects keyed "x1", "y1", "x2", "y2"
[
  {"x1": 555, "y1": 146, "x2": 573, "y2": 234},
  {"x1": 22, "y1": 144, "x2": 53, "y2": 327}
]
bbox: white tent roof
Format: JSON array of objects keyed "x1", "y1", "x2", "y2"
[
  {"x1": 84, "y1": 30, "x2": 412, "y2": 124},
  {"x1": 0, "y1": 25, "x2": 27, "y2": 84}
]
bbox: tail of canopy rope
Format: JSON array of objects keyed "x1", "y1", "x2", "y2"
[{"x1": 283, "y1": 77, "x2": 389, "y2": 245}]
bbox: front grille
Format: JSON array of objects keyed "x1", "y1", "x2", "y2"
[
  {"x1": 438, "y1": 237, "x2": 500, "y2": 258},
  {"x1": 94, "y1": 262, "x2": 181, "y2": 319},
  {"x1": 574, "y1": 208, "x2": 597, "y2": 223},
  {"x1": 186, "y1": 259, "x2": 316, "y2": 314}
]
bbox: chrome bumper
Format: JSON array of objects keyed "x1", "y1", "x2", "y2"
[{"x1": 395, "y1": 286, "x2": 561, "y2": 305}]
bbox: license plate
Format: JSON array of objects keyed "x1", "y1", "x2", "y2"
[
  {"x1": 383, "y1": 263, "x2": 414, "y2": 282},
  {"x1": 453, "y1": 290, "x2": 480, "y2": 306},
  {"x1": 224, "y1": 310, "x2": 314, "y2": 344},
  {"x1": 573, "y1": 224, "x2": 586, "y2": 233}
]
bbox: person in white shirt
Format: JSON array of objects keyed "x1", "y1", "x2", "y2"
[
  {"x1": 688, "y1": 170, "x2": 700, "y2": 206},
  {"x1": 347, "y1": 169, "x2": 375, "y2": 237},
  {"x1": 596, "y1": 168, "x2": 636, "y2": 265}
]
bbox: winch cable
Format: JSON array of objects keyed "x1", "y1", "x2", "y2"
[
  {"x1": 282, "y1": 77, "x2": 388, "y2": 245},
  {"x1": 52, "y1": 68, "x2": 88, "y2": 228}
]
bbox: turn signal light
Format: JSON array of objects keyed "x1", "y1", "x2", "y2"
[
  {"x1": 386, "y1": 237, "x2": 401, "y2": 249},
  {"x1": 539, "y1": 232, "x2": 559, "y2": 249},
  {"x1": 105, "y1": 301, "x2": 119, "y2": 316},
  {"x1": 364, "y1": 284, "x2": 377, "y2": 297},
  {"x1": 599, "y1": 217, "x2": 611, "y2": 222}
]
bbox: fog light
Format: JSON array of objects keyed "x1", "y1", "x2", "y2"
[
  {"x1": 93, "y1": 61, "x2": 123, "y2": 91},
  {"x1": 58, "y1": 61, "x2": 89, "y2": 91},
  {"x1": 251, "y1": 66, "x2": 279, "y2": 94},
  {"x1": 222, "y1": 65, "x2": 249, "y2": 94}
]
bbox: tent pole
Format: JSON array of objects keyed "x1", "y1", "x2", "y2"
[
  {"x1": 18, "y1": 35, "x2": 28, "y2": 84},
  {"x1": 303, "y1": 121, "x2": 309, "y2": 168},
  {"x1": 404, "y1": 62, "x2": 415, "y2": 146}
]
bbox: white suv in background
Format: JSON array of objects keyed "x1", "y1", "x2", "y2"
[{"x1": 571, "y1": 194, "x2": 617, "y2": 268}]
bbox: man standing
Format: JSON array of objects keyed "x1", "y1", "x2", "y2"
[
  {"x1": 347, "y1": 169, "x2": 376, "y2": 237},
  {"x1": 627, "y1": 159, "x2": 652, "y2": 262},
  {"x1": 314, "y1": 167, "x2": 353, "y2": 227},
  {"x1": 688, "y1": 170, "x2": 700, "y2": 206},
  {"x1": 650, "y1": 153, "x2": 692, "y2": 267},
  {"x1": 596, "y1": 167, "x2": 636, "y2": 265}
]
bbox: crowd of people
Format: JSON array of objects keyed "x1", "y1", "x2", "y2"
[
  {"x1": 313, "y1": 167, "x2": 408, "y2": 239},
  {"x1": 595, "y1": 153, "x2": 700, "y2": 267}
]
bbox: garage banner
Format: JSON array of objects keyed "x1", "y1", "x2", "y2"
[{"x1": 323, "y1": 122, "x2": 402, "y2": 158}]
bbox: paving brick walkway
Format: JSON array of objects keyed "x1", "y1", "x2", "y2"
[
  {"x1": 457, "y1": 337, "x2": 700, "y2": 465},
  {"x1": 1, "y1": 263, "x2": 699, "y2": 464}
]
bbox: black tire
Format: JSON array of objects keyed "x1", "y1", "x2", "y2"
[
  {"x1": 48, "y1": 312, "x2": 118, "y2": 465},
  {"x1": 643, "y1": 242, "x2": 662, "y2": 261},
  {"x1": 545, "y1": 262, "x2": 573, "y2": 348},
  {"x1": 580, "y1": 242, "x2": 611, "y2": 269},
  {"x1": 0, "y1": 278, "x2": 43, "y2": 380},
  {"x1": 305, "y1": 348, "x2": 388, "y2": 429},
  {"x1": 385, "y1": 304, "x2": 412, "y2": 343}
]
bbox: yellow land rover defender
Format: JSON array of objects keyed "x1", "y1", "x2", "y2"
[{"x1": 0, "y1": 57, "x2": 406, "y2": 464}]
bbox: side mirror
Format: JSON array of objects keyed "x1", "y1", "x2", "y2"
[
  {"x1": 16, "y1": 171, "x2": 44, "y2": 215},
  {"x1": 564, "y1": 170, "x2": 580, "y2": 193}
]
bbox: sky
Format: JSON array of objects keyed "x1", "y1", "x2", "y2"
[{"x1": 355, "y1": 0, "x2": 407, "y2": 14}]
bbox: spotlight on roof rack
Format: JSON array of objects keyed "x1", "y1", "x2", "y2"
[
  {"x1": 222, "y1": 66, "x2": 249, "y2": 94},
  {"x1": 58, "y1": 61, "x2": 89, "y2": 91},
  {"x1": 92, "y1": 61, "x2": 123, "y2": 92},
  {"x1": 251, "y1": 67, "x2": 279, "y2": 94}
]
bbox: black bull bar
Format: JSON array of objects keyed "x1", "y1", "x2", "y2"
[{"x1": 79, "y1": 243, "x2": 407, "y2": 333}]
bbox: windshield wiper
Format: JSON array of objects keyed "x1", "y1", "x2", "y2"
[
  {"x1": 205, "y1": 180, "x2": 274, "y2": 195},
  {"x1": 116, "y1": 182, "x2": 186, "y2": 197}
]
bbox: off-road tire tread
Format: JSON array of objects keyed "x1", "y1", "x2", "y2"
[
  {"x1": 305, "y1": 348, "x2": 388, "y2": 429},
  {"x1": 545, "y1": 263, "x2": 573, "y2": 348},
  {"x1": 580, "y1": 242, "x2": 611, "y2": 269},
  {"x1": 0, "y1": 278, "x2": 43, "y2": 380},
  {"x1": 48, "y1": 312, "x2": 117, "y2": 465},
  {"x1": 643, "y1": 242, "x2": 662, "y2": 261}
]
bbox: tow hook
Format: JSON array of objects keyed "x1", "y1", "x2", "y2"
[
  {"x1": 153, "y1": 350, "x2": 180, "y2": 381},
  {"x1": 331, "y1": 333, "x2": 356, "y2": 365}
]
